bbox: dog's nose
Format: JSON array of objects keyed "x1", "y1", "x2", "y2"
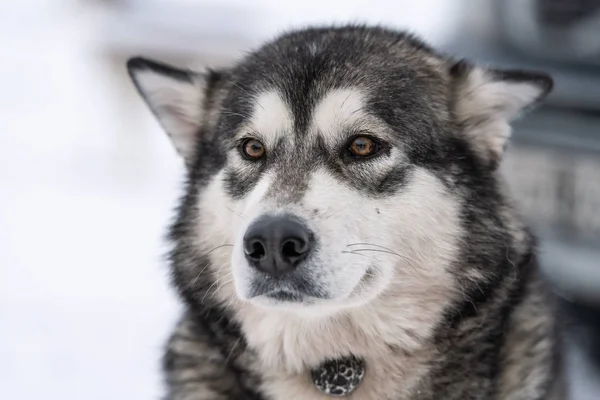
[{"x1": 243, "y1": 216, "x2": 312, "y2": 276}]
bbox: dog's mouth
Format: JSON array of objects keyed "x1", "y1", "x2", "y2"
[
  {"x1": 246, "y1": 266, "x2": 381, "y2": 302},
  {"x1": 247, "y1": 271, "x2": 330, "y2": 301},
  {"x1": 265, "y1": 290, "x2": 306, "y2": 303},
  {"x1": 244, "y1": 267, "x2": 385, "y2": 314}
]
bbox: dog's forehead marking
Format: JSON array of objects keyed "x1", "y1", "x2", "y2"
[
  {"x1": 248, "y1": 90, "x2": 293, "y2": 145},
  {"x1": 311, "y1": 88, "x2": 366, "y2": 140}
]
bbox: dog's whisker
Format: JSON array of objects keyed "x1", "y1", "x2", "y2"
[
  {"x1": 200, "y1": 280, "x2": 221, "y2": 303},
  {"x1": 225, "y1": 206, "x2": 246, "y2": 220},
  {"x1": 200, "y1": 244, "x2": 235, "y2": 258},
  {"x1": 208, "y1": 273, "x2": 234, "y2": 300},
  {"x1": 346, "y1": 247, "x2": 414, "y2": 261},
  {"x1": 224, "y1": 337, "x2": 243, "y2": 364},
  {"x1": 346, "y1": 248, "x2": 410, "y2": 260},
  {"x1": 231, "y1": 82, "x2": 264, "y2": 110},
  {"x1": 346, "y1": 243, "x2": 398, "y2": 253},
  {"x1": 347, "y1": 248, "x2": 400, "y2": 256},
  {"x1": 344, "y1": 248, "x2": 419, "y2": 271},
  {"x1": 341, "y1": 250, "x2": 370, "y2": 258},
  {"x1": 201, "y1": 271, "x2": 232, "y2": 303},
  {"x1": 223, "y1": 296, "x2": 240, "y2": 314},
  {"x1": 188, "y1": 244, "x2": 234, "y2": 288},
  {"x1": 216, "y1": 272, "x2": 233, "y2": 290},
  {"x1": 189, "y1": 262, "x2": 211, "y2": 288},
  {"x1": 219, "y1": 110, "x2": 252, "y2": 120}
]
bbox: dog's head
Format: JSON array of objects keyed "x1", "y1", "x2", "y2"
[{"x1": 128, "y1": 27, "x2": 552, "y2": 317}]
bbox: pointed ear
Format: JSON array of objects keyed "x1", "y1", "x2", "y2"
[
  {"x1": 450, "y1": 61, "x2": 553, "y2": 166},
  {"x1": 127, "y1": 57, "x2": 209, "y2": 161}
]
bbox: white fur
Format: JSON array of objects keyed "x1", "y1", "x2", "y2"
[
  {"x1": 456, "y1": 68, "x2": 545, "y2": 160},
  {"x1": 311, "y1": 88, "x2": 366, "y2": 140},
  {"x1": 131, "y1": 70, "x2": 203, "y2": 160},
  {"x1": 237, "y1": 90, "x2": 293, "y2": 145}
]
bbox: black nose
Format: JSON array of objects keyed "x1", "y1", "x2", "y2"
[{"x1": 243, "y1": 216, "x2": 312, "y2": 276}]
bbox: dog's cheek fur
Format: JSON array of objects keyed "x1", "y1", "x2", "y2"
[
  {"x1": 188, "y1": 170, "x2": 248, "y2": 305},
  {"x1": 296, "y1": 167, "x2": 463, "y2": 303}
]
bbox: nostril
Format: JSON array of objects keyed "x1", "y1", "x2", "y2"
[
  {"x1": 246, "y1": 239, "x2": 266, "y2": 261},
  {"x1": 281, "y1": 238, "x2": 309, "y2": 260}
]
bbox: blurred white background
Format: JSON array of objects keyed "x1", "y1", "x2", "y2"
[{"x1": 0, "y1": 1, "x2": 463, "y2": 399}]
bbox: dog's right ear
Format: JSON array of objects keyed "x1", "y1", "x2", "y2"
[
  {"x1": 127, "y1": 57, "x2": 221, "y2": 162},
  {"x1": 450, "y1": 60, "x2": 553, "y2": 168}
]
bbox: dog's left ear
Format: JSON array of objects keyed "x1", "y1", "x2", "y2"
[
  {"x1": 450, "y1": 61, "x2": 553, "y2": 167},
  {"x1": 127, "y1": 57, "x2": 224, "y2": 163}
]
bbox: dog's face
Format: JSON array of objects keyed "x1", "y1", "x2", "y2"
[
  {"x1": 221, "y1": 86, "x2": 457, "y2": 311},
  {"x1": 128, "y1": 27, "x2": 552, "y2": 316}
]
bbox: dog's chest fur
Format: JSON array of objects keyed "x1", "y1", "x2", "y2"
[{"x1": 233, "y1": 288, "x2": 453, "y2": 399}]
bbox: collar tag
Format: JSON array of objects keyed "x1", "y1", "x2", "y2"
[{"x1": 311, "y1": 356, "x2": 366, "y2": 397}]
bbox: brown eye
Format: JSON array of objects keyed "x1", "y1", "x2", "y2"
[
  {"x1": 348, "y1": 136, "x2": 378, "y2": 158},
  {"x1": 241, "y1": 139, "x2": 266, "y2": 160}
]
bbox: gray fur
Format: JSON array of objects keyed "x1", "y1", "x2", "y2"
[{"x1": 127, "y1": 25, "x2": 562, "y2": 400}]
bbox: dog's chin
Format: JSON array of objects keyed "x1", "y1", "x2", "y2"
[
  {"x1": 251, "y1": 290, "x2": 319, "y2": 309},
  {"x1": 232, "y1": 259, "x2": 389, "y2": 316},
  {"x1": 248, "y1": 292, "x2": 350, "y2": 317},
  {"x1": 242, "y1": 278, "x2": 386, "y2": 317}
]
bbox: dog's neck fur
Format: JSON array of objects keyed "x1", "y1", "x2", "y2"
[{"x1": 236, "y1": 278, "x2": 452, "y2": 374}]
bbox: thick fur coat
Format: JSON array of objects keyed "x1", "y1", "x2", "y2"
[{"x1": 127, "y1": 26, "x2": 563, "y2": 399}]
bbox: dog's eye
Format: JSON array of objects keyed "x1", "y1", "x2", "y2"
[
  {"x1": 347, "y1": 136, "x2": 379, "y2": 158},
  {"x1": 241, "y1": 139, "x2": 266, "y2": 160}
]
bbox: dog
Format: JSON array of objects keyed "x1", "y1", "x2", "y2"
[{"x1": 127, "y1": 25, "x2": 563, "y2": 399}]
